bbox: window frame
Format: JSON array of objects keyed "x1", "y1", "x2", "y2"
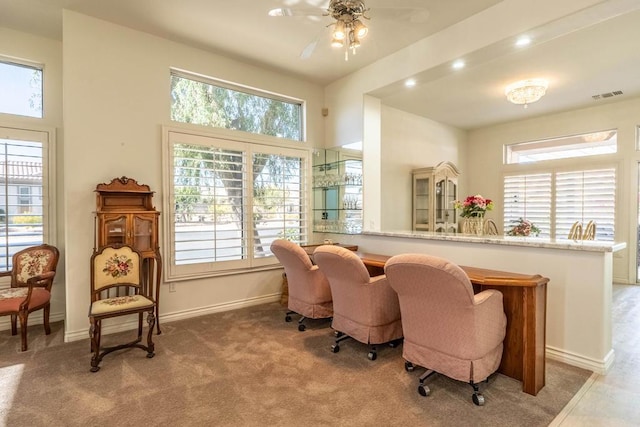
[
  {"x1": 0, "y1": 57, "x2": 44, "y2": 119},
  {"x1": 0, "y1": 124, "x2": 56, "y2": 275},
  {"x1": 162, "y1": 125, "x2": 311, "y2": 281},
  {"x1": 169, "y1": 69, "x2": 306, "y2": 142},
  {"x1": 503, "y1": 160, "x2": 618, "y2": 241}
]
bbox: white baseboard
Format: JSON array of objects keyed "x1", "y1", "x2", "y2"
[
  {"x1": 546, "y1": 345, "x2": 615, "y2": 374},
  {"x1": 64, "y1": 293, "x2": 282, "y2": 343},
  {"x1": 0, "y1": 311, "x2": 65, "y2": 331}
]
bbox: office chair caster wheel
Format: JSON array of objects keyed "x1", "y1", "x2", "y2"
[
  {"x1": 298, "y1": 324, "x2": 306, "y2": 332},
  {"x1": 367, "y1": 351, "x2": 377, "y2": 361},
  {"x1": 405, "y1": 361, "x2": 415, "y2": 372},
  {"x1": 334, "y1": 331, "x2": 344, "y2": 338},
  {"x1": 472, "y1": 393, "x2": 485, "y2": 406},
  {"x1": 285, "y1": 315, "x2": 292, "y2": 322},
  {"x1": 146, "y1": 352, "x2": 155, "y2": 359},
  {"x1": 389, "y1": 338, "x2": 403, "y2": 348},
  {"x1": 418, "y1": 384, "x2": 430, "y2": 397},
  {"x1": 90, "y1": 366, "x2": 100, "y2": 373},
  {"x1": 331, "y1": 344, "x2": 340, "y2": 353}
]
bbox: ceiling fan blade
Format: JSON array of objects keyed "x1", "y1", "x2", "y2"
[
  {"x1": 268, "y1": 7, "x2": 326, "y2": 17},
  {"x1": 369, "y1": 8, "x2": 430, "y2": 24},
  {"x1": 300, "y1": 40, "x2": 319, "y2": 60}
]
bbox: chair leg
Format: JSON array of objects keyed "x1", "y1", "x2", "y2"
[
  {"x1": 137, "y1": 312, "x2": 144, "y2": 340},
  {"x1": 18, "y1": 310, "x2": 29, "y2": 351},
  {"x1": 469, "y1": 382, "x2": 485, "y2": 406},
  {"x1": 10, "y1": 314, "x2": 17, "y2": 335},
  {"x1": 145, "y1": 310, "x2": 156, "y2": 358},
  {"x1": 89, "y1": 318, "x2": 102, "y2": 372},
  {"x1": 418, "y1": 369, "x2": 436, "y2": 397},
  {"x1": 43, "y1": 303, "x2": 51, "y2": 335}
]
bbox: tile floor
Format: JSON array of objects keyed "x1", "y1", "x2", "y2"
[{"x1": 551, "y1": 284, "x2": 640, "y2": 426}]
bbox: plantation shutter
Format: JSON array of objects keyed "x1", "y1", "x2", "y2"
[
  {"x1": 169, "y1": 132, "x2": 249, "y2": 274},
  {"x1": 503, "y1": 173, "x2": 552, "y2": 237},
  {"x1": 252, "y1": 148, "x2": 308, "y2": 261},
  {"x1": 555, "y1": 169, "x2": 615, "y2": 241}
]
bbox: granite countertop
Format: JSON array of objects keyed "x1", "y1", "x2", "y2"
[{"x1": 363, "y1": 230, "x2": 626, "y2": 253}]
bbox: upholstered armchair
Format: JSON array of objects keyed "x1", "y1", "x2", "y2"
[
  {"x1": 313, "y1": 245, "x2": 402, "y2": 360},
  {"x1": 88, "y1": 244, "x2": 155, "y2": 372},
  {"x1": 270, "y1": 239, "x2": 332, "y2": 331},
  {"x1": 0, "y1": 244, "x2": 60, "y2": 351},
  {"x1": 385, "y1": 253, "x2": 506, "y2": 406}
]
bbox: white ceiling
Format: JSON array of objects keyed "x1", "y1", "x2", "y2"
[{"x1": 2, "y1": 0, "x2": 640, "y2": 130}]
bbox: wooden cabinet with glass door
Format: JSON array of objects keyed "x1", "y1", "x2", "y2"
[
  {"x1": 95, "y1": 176, "x2": 162, "y2": 333},
  {"x1": 412, "y1": 161, "x2": 460, "y2": 233}
]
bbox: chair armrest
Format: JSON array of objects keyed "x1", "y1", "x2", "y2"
[
  {"x1": 473, "y1": 289, "x2": 507, "y2": 350},
  {"x1": 27, "y1": 271, "x2": 56, "y2": 287}
]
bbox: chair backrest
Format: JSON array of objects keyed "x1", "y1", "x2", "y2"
[
  {"x1": 270, "y1": 239, "x2": 314, "y2": 280},
  {"x1": 91, "y1": 245, "x2": 143, "y2": 301},
  {"x1": 384, "y1": 253, "x2": 482, "y2": 354},
  {"x1": 312, "y1": 246, "x2": 374, "y2": 316},
  {"x1": 11, "y1": 244, "x2": 60, "y2": 290},
  {"x1": 312, "y1": 245, "x2": 371, "y2": 286}
]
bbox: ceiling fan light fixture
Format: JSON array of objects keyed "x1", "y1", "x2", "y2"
[
  {"x1": 331, "y1": 37, "x2": 344, "y2": 48},
  {"x1": 353, "y1": 19, "x2": 368, "y2": 38},
  {"x1": 505, "y1": 78, "x2": 548, "y2": 108},
  {"x1": 333, "y1": 20, "x2": 346, "y2": 40}
]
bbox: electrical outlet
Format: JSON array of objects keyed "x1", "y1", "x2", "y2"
[{"x1": 168, "y1": 283, "x2": 176, "y2": 293}]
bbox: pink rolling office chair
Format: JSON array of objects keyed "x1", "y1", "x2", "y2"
[
  {"x1": 270, "y1": 239, "x2": 332, "y2": 331},
  {"x1": 385, "y1": 253, "x2": 506, "y2": 406},
  {"x1": 313, "y1": 245, "x2": 402, "y2": 360}
]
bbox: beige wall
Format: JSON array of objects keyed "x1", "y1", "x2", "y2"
[
  {"x1": 380, "y1": 105, "x2": 467, "y2": 230},
  {"x1": 0, "y1": 27, "x2": 65, "y2": 325},
  {"x1": 58, "y1": 11, "x2": 324, "y2": 340},
  {"x1": 466, "y1": 97, "x2": 640, "y2": 284}
]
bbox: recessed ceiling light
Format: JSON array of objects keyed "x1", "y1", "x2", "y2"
[
  {"x1": 516, "y1": 36, "x2": 531, "y2": 47},
  {"x1": 405, "y1": 79, "x2": 416, "y2": 88},
  {"x1": 452, "y1": 60, "x2": 465, "y2": 70}
]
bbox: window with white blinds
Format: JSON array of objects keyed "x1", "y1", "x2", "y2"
[
  {"x1": 503, "y1": 168, "x2": 615, "y2": 240},
  {"x1": 556, "y1": 169, "x2": 615, "y2": 241},
  {"x1": 165, "y1": 130, "x2": 308, "y2": 279},
  {"x1": 0, "y1": 126, "x2": 53, "y2": 272},
  {"x1": 504, "y1": 173, "x2": 552, "y2": 237}
]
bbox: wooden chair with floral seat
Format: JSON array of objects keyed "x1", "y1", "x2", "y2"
[
  {"x1": 88, "y1": 244, "x2": 156, "y2": 372},
  {"x1": 0, "y1": 244, "x2": 60, "y2": 351}
]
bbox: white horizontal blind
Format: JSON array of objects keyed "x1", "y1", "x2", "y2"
[
  {"x1": 503, "y1": 173, "x2": 552, "y2": 237},
  {"x1": 556, "y1": 169, "x2": 615, "y2": 241},
  {"x1": 0, "y1": 126, "x2": 50, "y2": 272},
  {"x1": 252, "y1": 151, "x2": 307, "y2": 259},
  {"x1": 172, "y1": 141, "x2": 247, "y2": 267},
  {"x1": 165, "y1": 130, "x2": 309, "y2": 279}
]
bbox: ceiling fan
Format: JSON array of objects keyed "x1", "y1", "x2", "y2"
[{"x1": 268, "y1": 0, "x2": 429, "y2": 61}]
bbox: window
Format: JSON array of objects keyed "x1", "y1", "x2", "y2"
[
  {"x1": 555, "y1": 169, "x2": 615, "y2": 241},
  {"x1": 0, "y1": 59, "x2": 43, "y2": 118},
  {"x1": 0, "y1": 126, "x2": 53, "y2": 271},
  {"x1": 164, "y1": 130, "x2": 309, "y2": 280},
  {"x1": 503, "y1": 173, "x2": 552, "y2": 237},
  {"x1": 504, "y1": 168, "x2": 615, "y2": 241},
  {"x1": 17, "y1": 186, "x2": 31, "y2": 213},
  {"x1": 170, "y1": 70, "x2": 304, "y2": 141},
  {"x1": 505, "y1": 130, "x2": 617, "y2": 164}
]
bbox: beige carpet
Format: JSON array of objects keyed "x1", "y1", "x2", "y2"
[{"x1": 0, "y1": 302, "x2": 591, "y2": 426}]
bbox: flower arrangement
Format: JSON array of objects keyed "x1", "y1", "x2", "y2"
[
  {"x1": 453, "y1": 194, "x2": 494, "y2": 218},
  {"x1": 507, "y1": 217, "x2": 541, "y2": 237},
  {"x1": 102, "y1": 253, "x2": 134, "y2": 278}
]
